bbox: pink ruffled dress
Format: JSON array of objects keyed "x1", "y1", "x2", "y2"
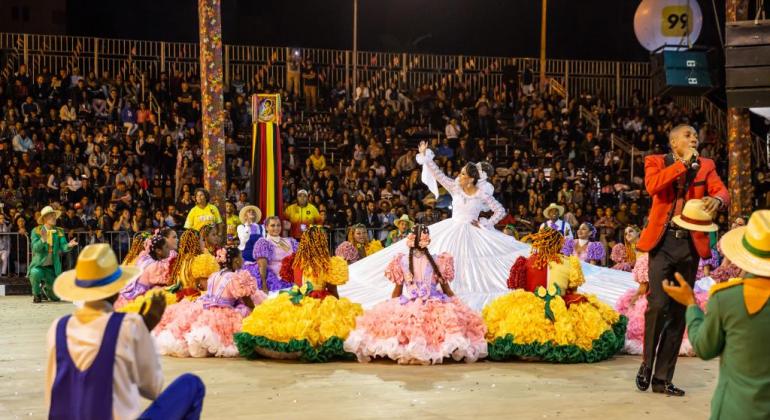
[
  {"x1": 153, "y1": 269, "x2": 267, "y2": 357},
  {"x1": 610, "y1": 243, "x2": 635, "y2": 272},
  {"x1": 614, "y1": 253, "x2": 708, "y2": 356},
  {"x1": 114, "y1": 250, "x2": 177, "y2": 310},
  {"x1": 344, "y1": 252, "x2": 488, "y2": 364}
]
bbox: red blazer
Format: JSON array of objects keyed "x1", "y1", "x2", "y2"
[{"x1": 637, "y1": 155, "x2": 729, "y2": 258}]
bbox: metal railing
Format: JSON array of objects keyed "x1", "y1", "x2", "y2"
[
  {"x1": 0, "y1": 230, "x2": 136, "y2": 278},
  {"x1": 1, "y1": 32, "x2": 652, "y2": 106}
]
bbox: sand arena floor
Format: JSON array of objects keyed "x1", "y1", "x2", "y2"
[{"x1": 0, "y1": 296, "x2": 717, "y2": 419}]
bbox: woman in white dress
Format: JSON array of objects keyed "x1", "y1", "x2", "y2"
[{"x1": 341, "y1": 141, "x2": 636, "y2": 311}]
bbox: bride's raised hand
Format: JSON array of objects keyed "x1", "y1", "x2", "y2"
[{"x1": 418, "y1": 141, "x2": 428, "y2": 155}]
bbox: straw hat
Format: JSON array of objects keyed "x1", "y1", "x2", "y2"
[
  {"x1": 394, "y1": 214, "x2": 413, "y2": 228},
  {"x1": 672, "y1": 199, "x2": 718, "y2": 232},
  {"x1": 37, "y1": 205, "x2": 62, "y2": 225},
  {"x1": 238, "y1": 205, "x2": 262, "y2": 224},
  {"x1": 720, "y1": 210, "x2": 770, "y2": 277},
  {"x1": 543, "y1": 203, "x2": 565, "y2": 218},
  {"x1": 54, "y1": 244, "x2": 140, "y2": 302}
]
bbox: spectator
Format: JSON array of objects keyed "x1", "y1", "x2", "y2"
[
  {"x1": 283, "y1": 189, "x2": 320, "y2": 240},
  {"x1": 184, "y1": 188, "x2": 223, "y2": 232}
]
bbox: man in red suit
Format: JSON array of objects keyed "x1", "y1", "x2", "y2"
[{"x1": 635, "y1": 124, "x2": 729, "y2": 396}]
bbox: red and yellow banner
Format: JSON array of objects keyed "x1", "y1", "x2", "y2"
[{"x1": 250, "y1": 94, "x2": 283, "y2": 220}]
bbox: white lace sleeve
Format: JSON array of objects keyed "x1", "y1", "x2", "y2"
[
  {"x1": 478, "y1": 180, "x2": 494, "y2": 211},
  {"x1": 416, "y1": 149, "x2": 457, "y2": 196},
  {"x1": 478, "y1": 190, "x2": 506, "y2": 229}
]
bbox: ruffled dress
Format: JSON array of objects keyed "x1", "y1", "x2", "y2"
[
  {"x1": 335, "y1": 240, "x2": 384, "y2": 264},
  {"x1": 235, "y1": 256, "x2": 363, "y2": 362},
  {"x1": 562, "y1": 238, "x2": 605, "y2": 264},
  {"x1": 153, "y1": 269, "x2": 267, "y2": 357},
  {"x1": 113, "y1": 251, "x2": 178, "y2": 310},
  {"x1": 610, "y1": 243, "x2": 636, "y2": 272},
  {"x1": 614, "y1": 253, "x2": 709, "y2": 356},
  {"x1": 344, "y1": 253, "x2": 487, "y2": 364},
  {"x1": 243, "y1": 237, "x2": 296, "y2": 292},
  {"x1": 483, "y1": 254, "x2": 627, "y2": 363}
]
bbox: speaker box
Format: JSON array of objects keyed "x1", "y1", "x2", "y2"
[
  {"x1": 726, "y1": 20, "x2": 770, "y2": 108},
  {"x1": 650, "y1": 50, "x2": 714, "y2": 96}
]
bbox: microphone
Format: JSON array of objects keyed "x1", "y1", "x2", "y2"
[{"x1": 690, "y1": 149, "x2": 700, "y2": 170}]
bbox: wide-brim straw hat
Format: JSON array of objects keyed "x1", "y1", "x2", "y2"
[
  {"x1": 671, "y1": 199, "x2": 718, "y2": 232},
  {"x1": 54, "y1": 244, "x2": 141, "y2": 302},
  {"x1": 37, "y1": 205, "x2": 62, "y2": 225},
  {"x1": 395, "y1": 214, "x2": 413, "y2": 228},
  {"x1": 239, "y1": 205, "x2": 262, "y2": 225},
  {"x1": 720, "y1": 210, "x2": 770, "y2": 277},
  {"x1": 543, "y1": 203, "x2": 564, "y2": 218}
]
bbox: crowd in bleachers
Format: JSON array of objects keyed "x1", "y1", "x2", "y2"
[{"x1": 0, "y1": 56, "x2": 759, "y2": 275}]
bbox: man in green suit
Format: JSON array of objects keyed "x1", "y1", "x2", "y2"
[
  {"x1": 29, "y1": 206, "x2": 78, "y2": 303},
  {"x1": 663, "y1": 209, "x2": 770, "y2": 420}
]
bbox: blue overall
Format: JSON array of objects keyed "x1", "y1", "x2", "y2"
[
  {"x1": 49, "y1": 312, "x2": 206, "y2": 420},
  {"x1": 242, "y1": 224, "x2": 263, "y2": 262}
]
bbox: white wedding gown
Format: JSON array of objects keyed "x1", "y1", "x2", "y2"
[{"x1": 340, "y1": 150, "x2": 635, "y2": 311}]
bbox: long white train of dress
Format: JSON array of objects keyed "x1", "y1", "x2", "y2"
[{"x1": 339, "y1": 150, "x2": 636, "y2": 311}]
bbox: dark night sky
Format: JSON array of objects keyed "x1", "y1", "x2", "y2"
[{"x1": 65, "y1": 0, "x2": 725, "y2": 62}]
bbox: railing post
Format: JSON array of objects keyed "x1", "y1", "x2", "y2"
[
  {"x1": 94, "y1": 37, "x2": 99, "y2": 76},
  {"x1": 345, "y1": 50, "x2": 350, "y2": 103},
  {"x1": 615, "y1": 62, "x2": 621, "y2": 106},
  {"x1": 564, "y1": 64, "x2": 569, "y2": 104},
  {"x1": 160, "y1": 41, "x2": 166, "y2": 75},
  {"x1": 22, "y1": 33, "x2": 28, "y2": 65}
]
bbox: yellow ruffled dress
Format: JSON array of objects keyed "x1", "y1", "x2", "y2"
[
  {"x1": 235, "y1": 256, "x2": 363, "y2": 362},
  {"x1": 483, "y1": 255, "x2": 627, "y2": 363}
]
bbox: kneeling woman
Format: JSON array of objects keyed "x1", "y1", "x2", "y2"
[
  {"x1": 153, "y1": 246, "x2": 267, "y2": 357},
  {"x1": 335, "y1": 223, "x2": 384, "y2": 264},
  {"x1": 344, "y1": 225, "x2": 487, "y2": 364},
  {"x1": 114, "y1": 233, "x2": 174, "y2": 310},
  {"x1": 483, "y1": 227, "x2": 627, "y2": 363},
  {"x1": 235, "y1": 226, "x2": 362, "y2": 362},
  {"x1": 243, "y1": 216, "x2": 296, "y2": 292}
]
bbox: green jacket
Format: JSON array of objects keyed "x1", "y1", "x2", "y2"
[
  {"x1": 686, "y1": 280, "x2": 770, "y2": 420},
  {"x1": 29, "y1": 225, "x2": 72, "y2": 276}
]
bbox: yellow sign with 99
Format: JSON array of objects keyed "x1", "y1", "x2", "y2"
[{"x1": 661, "y1": 5, "x2": 692, "y2": 37}]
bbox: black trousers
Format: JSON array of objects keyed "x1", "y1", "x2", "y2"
[{"x1": 643, "y1": 229, "x2": 699, "y2": 381}]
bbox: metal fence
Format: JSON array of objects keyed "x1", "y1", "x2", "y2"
[
  {"x1": 1, "y1": 32, "x2": 652, "y2": 106},
  {"x1": 0, "y1": 230, "x2": 135, "y2": 278}
]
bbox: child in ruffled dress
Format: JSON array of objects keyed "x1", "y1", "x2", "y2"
[
  {"x1": 344, "y1": 224, "x2": 487, "y2": 364},
  {"x1": 114, "y1": 234, "x2": 174, "y2": 310},
  {"x1": 153, "y1": 246, "x2": 266, "y2": 357}
]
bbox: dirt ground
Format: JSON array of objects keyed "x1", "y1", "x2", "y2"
[{"x1": 0, "y1": 296, "x2": 717, "y2": 419}]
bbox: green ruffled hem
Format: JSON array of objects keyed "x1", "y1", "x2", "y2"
[
  {"x1": 233, "y1": 333, "x2": 354, "y2": 363},
  {"x1": 487, "y1": 316, "x2": 628, "y2": 363}
]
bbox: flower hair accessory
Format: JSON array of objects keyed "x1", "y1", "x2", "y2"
[
  {"x1": 476, "y1": 163, "x2": 488, "y2": 182},
  {"x1": 215, "y1": 248, "x2": 227, "y2": 264},
  {"x1": 406, "y1": 225, "x2": 431, "y2": 249}
]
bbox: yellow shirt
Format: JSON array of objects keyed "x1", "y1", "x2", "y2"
[
  {"x1": 225, "y1": 215, "x2": 241, "y2": 235},
  {"x1": 283, "y1": 203, "x2": 320, "y2": 238},
  {"x1": 309, "y1": 154, "x2": 326, "y2": 171},
  {"x1": 184, "y1": 204, "x2": 223, "y2": 231}
]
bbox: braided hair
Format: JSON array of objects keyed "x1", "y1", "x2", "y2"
[
  {"x1": 216, "y1": 245, "x2": 242, "y2": 272},
  {"x1": 170, "y1": 229, "x2": 202, "y2": 288},
  {"x1": 293, "y1": 226, "x2": 330, "y2": 276},
  {"x1": 347, "y1": 223, "x2": 368, "y2": 258},
  {"x1": 526, "y1": 227, "x2": 565, "y2": 270},
  {"x1": 123, "y1": 232, "x2": 150, "y2": 265},
  {"x1": 407, "y1": 224, "x2": 445, "y2": 283},
  {"x1": 624, "y1": 225, "x2": 641, "y2": 265},
  {"x1": 199, "y1": 223, "x2": 219, "y2": 253}
]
